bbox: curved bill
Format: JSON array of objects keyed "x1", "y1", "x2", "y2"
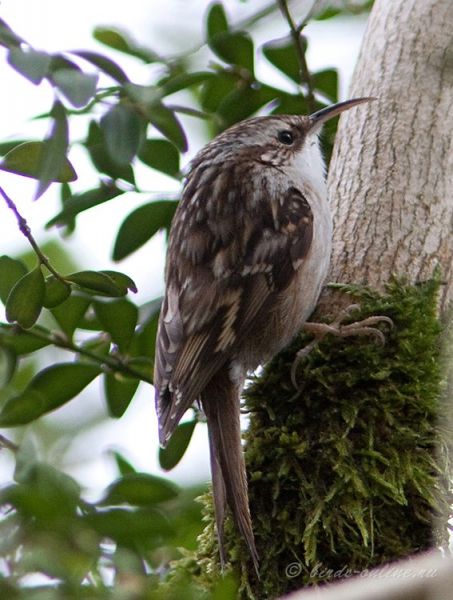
[{"x1": 309, "y1": 97, "x2": 375, "y2": 130}]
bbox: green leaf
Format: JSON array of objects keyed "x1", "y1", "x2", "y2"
[
  {"x1": 312, "y1": 68, "x2": 338, "y2": 102},
  {"x1": 138, "y1": 139, "x2": 180, "y2": 178},
  {"x1": 66, "y1": 271, "x2": 124, "y2": 297},
  {"x1": 113, "y1": 200, "x2": 178, "y2": 261},
  {"x1": 99, "y1": 271, "x2": 137, "y2": 294},
  {"x1": 0, "y1": 256, "x2": 28, "y2": 304},
  {"x1": 0, "y1": 18, "x2": 23, "y2": 48},
  {"x1": 71, "y1": 50, "x2": 129, "y2": 83},
  {"x1": 263, "y1": 36, "x2": 302, "y2": 83},
  {"x1": 83, "y1": 507, "x2": 173, "y2": 546},
  {"x1": 50, "y1": 53, "x2": 80, "y2": 72},
  {"x1": 0, "y1": 324, "x2": 51, "y2": 354},
  {"x1": 0, "y1": 139, "x2": 27, "y2": 156},
  {"x1": 35, "y1": 100, "x2": 69, "y2": 200},
  {"x1": 148, "y1": 104, "x2": 187, "y2": 152},
  {"x1": 85, "y1": 121, "x2": 135, "y2": 184},
  {"x1": 5, "y1": 266, "x2": 45, "y2": 329},
  {"x1": 13, "y1": 436, "x2": 39, "y2": 483},
  {"x1": 315, "y1": 6, "x2": 342, "y2": 20},
  {"x1": 210, "y1": 31, "x2": 254, "y2": 73},
  {"x1": 0, "y1": 141, "x2": 77, "y2": 182},
  {"x1": 0, "y1": 362, "x2": 101, "y2": 426},
  {"x1": 51, "y1": 294, "x2": 90, "y2": 338},
  {"x1": 206, "y1": 2, "x2": 229, "y2": 41},
  {"x1": 102, "y1": 473, "x2": 179, "y2": 506},
  {"x1": 199, "y1": 70, "x2": 236, "y2": 113},
  {"x1": 0, "y1": 345, "x2": 17, "y2": 387},
  {"x1": 160, "y1": 71, "x2": 213, "y2": 97},
  {"x1": 124, "y1": 82, "x2": 162, "y2": 107},
  {"x1": 159, "y1": 420, "x2": 197, "y2": 471},
  {"x1": 7, "y1": 47, "x2": 51, "y2": 84},
  {"x1": 46, "y1": 182, "x2": 123, "y2": 228},
  {"x1": 110, "y1": 450, "x2": 136, "y2": 476},
  {"x1": 217, "y1": 84, "x2": 277, "y2": 127},
  {"x1": 94, "y1": 298, "x2": 138, "y2": 351},
  {"x1": 100, "y1": 103, "x2": 144, "y2": 166},
  {"x1": 271, "y1": 92, "x2": 309, "y2": 116},
  {"x1": 93, "y1": 27, "x2": 160, "y2": 63},
  {"x1": 43, "y1": 276, "x2": 71, "y2": 308},
  {"x1": 128, "y1": 298, "x2": 161, "y2": 362},
  {"x1": 52, "y1": 68, "x2": 98, "y2": 108},
  {"x1": 104, "y1": 373, "x2": 140, "y2": 418},
  {"x1": 12, "y1": 460, "x2": 81, "y2": 515}
]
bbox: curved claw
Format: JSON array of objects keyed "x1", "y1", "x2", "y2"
[
  {"x1": 291, "y1": 312, "x2": 394, "y2": 390},
  {"x1": 290, "y1": 339, "x2": 318, "y2": 389}
]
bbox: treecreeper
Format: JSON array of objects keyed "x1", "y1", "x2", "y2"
[{"x1": 154, "y1": 98, "x2": 372, "y2": 573}]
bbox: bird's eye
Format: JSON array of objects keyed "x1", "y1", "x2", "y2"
[{"x1": 277, "y1": 130, "x2": 294, "y2": 145}]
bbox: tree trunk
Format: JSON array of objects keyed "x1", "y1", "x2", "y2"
[
  {"x1": 328, "y1": 0, "x2": 453, "y2": 312},
  {"x1": 176, "y1": 1, "x2": 453, "y2": 598}
]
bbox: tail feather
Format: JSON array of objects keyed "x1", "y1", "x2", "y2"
[
  {"x1": 201, "y1": 373, "x2": 259, "y2": 575},
  {"x1": 207, "y1": 423, "x2": 227, "y2": 569}
]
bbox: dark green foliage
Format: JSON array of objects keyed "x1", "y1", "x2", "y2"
[
  {"x1": 138, "y1": 138, "x2": 180, "y2": 178},
  {"x1": 5, "y1": 266, "x2": 45, "y2": 328},
  {"x1": 0, "y1": 441, "x2": 206, "y2": 598},
  {"x1": 185, "y1": 279, "x2": 451, "y2": 598},
  {"x1": 0, "y1": 362, "x2": 101, "y2": 426},
  {"x1": 100, "y1": 103, "x2": 145, "y2": 165},
  {"x1": 0, "y1": 141, "x2": 76, "y2": 183},
  {"x1": 113, "y1": 200, "x2": 178, "y2": 260},
  {"x1": 159, "y1": 419, "x2": 198, "y2": 471}
]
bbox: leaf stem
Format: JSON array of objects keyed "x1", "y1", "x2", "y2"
[
  {"x1": 277, "y1": 0, "x2": 316, "y2": 112},
  {"x1": 0, "y1": 185, "x2": 70, "y2": 286}
]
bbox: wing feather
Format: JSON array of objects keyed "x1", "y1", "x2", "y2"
[{"x1": 154, "y1": 171, "x2": 313, "y2": 445}]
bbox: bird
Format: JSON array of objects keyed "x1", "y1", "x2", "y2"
[{"x1": 153, "y1": 98, "x2": 372, "y2": 574}]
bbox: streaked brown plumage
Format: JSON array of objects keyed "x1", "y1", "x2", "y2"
[{"x1": 154, "y1": 99, "x2": 372, "y2": 573}]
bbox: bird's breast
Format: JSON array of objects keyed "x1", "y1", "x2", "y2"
[
  {"x1": 232, "y1": 189, "x2": 332, "y2": 380},
  {"x1": 276, "y1": 191, "x2": 332, "y2": 342}
]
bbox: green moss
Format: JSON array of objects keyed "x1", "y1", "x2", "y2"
[{"x1": 169, "y1": 279, "x2": 452, "y2": 599}]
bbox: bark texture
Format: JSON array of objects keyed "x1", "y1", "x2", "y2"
[{"x1": 327, "y1": 0, "x2": 453, "y2": 312}]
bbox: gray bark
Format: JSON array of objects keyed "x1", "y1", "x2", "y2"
[{"x1": 327, "y1": 0, "x2": 453, "y2": 312}]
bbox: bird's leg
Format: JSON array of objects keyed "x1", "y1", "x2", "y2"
[{"x1": 291, "y1": 304, "x2": 393, "y2": 388}]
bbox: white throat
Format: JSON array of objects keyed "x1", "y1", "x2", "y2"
[{"x1": 289, "y1": 136, "x2": 327, "y2": 198}]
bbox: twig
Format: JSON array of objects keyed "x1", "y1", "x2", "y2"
[
  {"x1": 25, "y1": 325, "x2": 153, "y2": 384},
  {"x1": 167, "y1": 104, "x2": 211, "y2": 120},
  {"x1": 0, "y1": 186, "x2": 70, "y2": 287},
  {"x1": 0, "y1": 434, "x2": 19, "y2": 452},
  {"x1": 277, "y1": 0, "x2": 316, "y2": 112}
]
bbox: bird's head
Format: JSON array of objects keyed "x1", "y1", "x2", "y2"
[{"x1": 191, "y1": 97, "x2": 374, "y2": 174}]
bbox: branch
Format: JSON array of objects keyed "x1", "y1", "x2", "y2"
[
  {"x1": 0, "y1": 434, "x2": 19, "y2": 452},
  {"x1": 277, "y1": 0, "x2": 316, "y2": 112},
  {"x1": 25, "y1": 326, "x2": 153, "y2": 384},
  {"x1": 0, "y1": 186, "x2": 70, "y2": 287}
]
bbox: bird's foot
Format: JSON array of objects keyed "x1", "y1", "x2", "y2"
[{"x1": 290, "y1": 304, "x2": 393, "y2": 389}]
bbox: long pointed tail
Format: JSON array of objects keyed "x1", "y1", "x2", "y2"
[{"x1": 201, "y1": 372, "x2": 259, "y2": 575}]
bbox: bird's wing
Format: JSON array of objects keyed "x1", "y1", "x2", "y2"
[{"x1": 154, "y1": 178, "x2": 313, "y2": 445}]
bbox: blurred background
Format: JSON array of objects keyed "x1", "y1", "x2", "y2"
[{"x1": 0, "y1": 0, "x2": 368, "y2": 498}]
